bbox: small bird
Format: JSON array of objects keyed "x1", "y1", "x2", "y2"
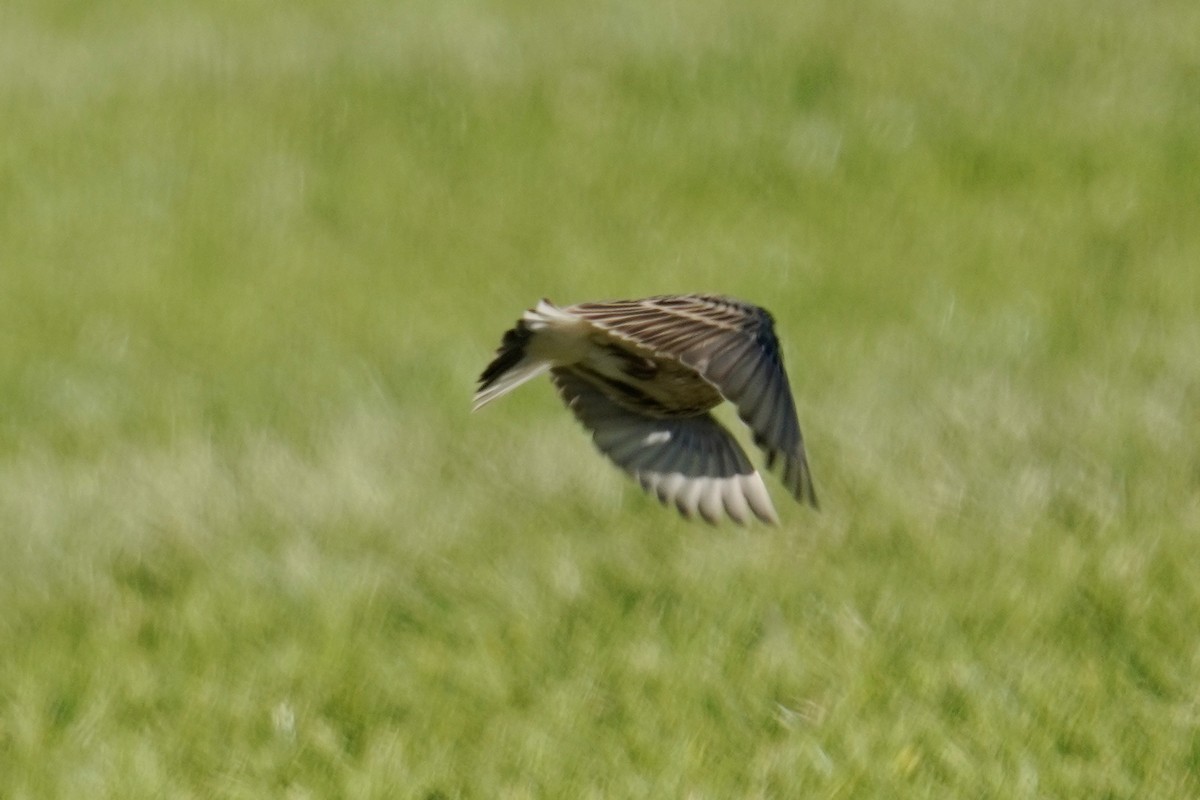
[{"x1": 473, "y1": 294, "x2": 818, "y2": 524}]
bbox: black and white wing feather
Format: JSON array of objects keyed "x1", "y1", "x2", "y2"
[
  {"x1": 568, "y1": 295, "x2": 818, "y2": 508},
  {"x1": 551, "y1": 368, "x2": 779, "y2": 524}
]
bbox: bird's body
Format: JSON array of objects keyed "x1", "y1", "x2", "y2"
[{"x1": 474, "y1": 294, "x2": 817, "y2": 524}]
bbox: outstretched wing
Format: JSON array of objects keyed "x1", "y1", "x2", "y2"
[
  {"x1": 551, "y1": 367, "x2": 779, "y2": 524},
  {"x1": 568, "y1": 295, "x2": 817, "y2": 508}
]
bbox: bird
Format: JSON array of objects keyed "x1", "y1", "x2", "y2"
[{"x1": 473, "y1": 294, "x2": 818, "y2": 524}]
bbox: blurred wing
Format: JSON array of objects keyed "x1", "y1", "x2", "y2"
[
  {"x1": 551, "y1": 367, "x2": 779, "y2": 525},
  {"x1": 568, "y1": 295, "x2": 817, "y2": 508}
]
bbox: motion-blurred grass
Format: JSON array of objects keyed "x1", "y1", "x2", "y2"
[{"x1": 2, "y1": 0, "x2": 1198, "y2": 796}]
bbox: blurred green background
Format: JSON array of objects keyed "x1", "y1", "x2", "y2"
[{"x1": 2, "y1": 0, "x2": 1198, "y2": 796}]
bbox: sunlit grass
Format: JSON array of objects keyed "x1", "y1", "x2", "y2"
[{"x1": 2, "y1": 0, "x2": 1198, "y2": 796}]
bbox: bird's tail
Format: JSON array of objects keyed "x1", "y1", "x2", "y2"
[{"x1": 473, "y1": 300, "x2": 574, "y2": 411}]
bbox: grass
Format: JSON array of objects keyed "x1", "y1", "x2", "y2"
[{"x1": 2, "y1": 0, "x2": 1199, "y2": 796}]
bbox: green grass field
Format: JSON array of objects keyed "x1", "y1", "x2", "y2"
[{"x1": 3, "y1": 0, "x2": 1199, "y2": 796}]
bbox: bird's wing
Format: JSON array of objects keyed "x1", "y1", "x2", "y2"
[
  {"x1": 567, "y1": 295, "x2": 817, "y2": 507},
  {"x1": 551, "y1": 367, "x2": 779, "y2": 524}
]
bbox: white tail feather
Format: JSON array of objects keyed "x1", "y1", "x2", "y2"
[{"x1": 472, "y1": 359, "x2": 550, "y2": 411}]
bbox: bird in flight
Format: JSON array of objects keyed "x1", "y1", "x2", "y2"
[{"x1": 473, "y1": 294, "x2": 818, "y2": 524}]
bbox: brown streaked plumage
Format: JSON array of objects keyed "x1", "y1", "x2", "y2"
[{"x1": 473, "y1": 294, "x2": 818, "y2": 524}]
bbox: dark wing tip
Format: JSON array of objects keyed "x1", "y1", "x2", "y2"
[{"x1": 797, "y1": 457, "x2": 819, "y2": 509}]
